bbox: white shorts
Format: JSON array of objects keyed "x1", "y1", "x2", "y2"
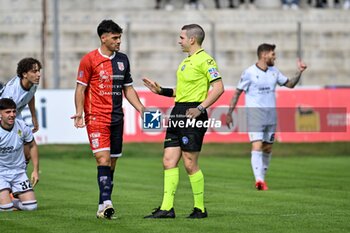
[
  {"x1": 0, "y1": 172, "x2": 33, "y2": 196},
  {"x1": 248, "y1": 124, "x2": 276, "y2": 143}
]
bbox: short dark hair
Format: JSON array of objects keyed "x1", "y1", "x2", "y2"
[
  {"x1": 0, "y1": 98, "x2": 16, "y2": 110},
  {"x1": 17, "y1": 57, "x2": 42, "y2": 78},
  {"x1": 182, "y1": 24, "x2": 205, "y2": 45},
  {"x1": 257, "y1": 43, "x2": 276, "y2": 58},
  {"x1": 97, "y1": 19, "x2": 123, "y2": 37}
]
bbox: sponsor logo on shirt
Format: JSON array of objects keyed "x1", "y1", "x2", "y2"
[
  {"x1": 259, "y1": 87, "x2": 271, "y2": 91},
  {"x1": 0, "y1": 146, "x2": 21, "y2": 154},
  {"x1": 99, "y1": 91, "x2": 122, "y2": 96},
  {"x1": 112, "y1": 75, "x2": 124, "y2": 80},
  {"x1": 0, "y1": 146, "x2": 14, "y2": 153},
  {"x1": 99, "y1": 70, "x2": 111, "y2": 83},
  {"x1": 98, "y1": 84, "x2": 123, "y2": 89},
  {"x1": 258, "y1": 86, "x2": 271, "y2": 94}
]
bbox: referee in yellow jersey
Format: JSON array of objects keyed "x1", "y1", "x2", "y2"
[{"x1": 143, "y1": 24, "x2": 224, "y2": 219}]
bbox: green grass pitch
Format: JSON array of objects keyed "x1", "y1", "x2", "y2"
[{"x1": 1, "y1": 142, "x2": 349, "y2": 233}]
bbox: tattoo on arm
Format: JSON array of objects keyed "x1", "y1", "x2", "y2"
[
  {"x1": 228, "y1": 89, "x2": 243, "y2": 114},
  {"x1": 287, "y1": 71, "x2": 302, "y2": 88}
]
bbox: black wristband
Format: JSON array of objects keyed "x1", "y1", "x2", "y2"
[{"x1": 160, "y1": 87, "x2": 173, "y2": 97}]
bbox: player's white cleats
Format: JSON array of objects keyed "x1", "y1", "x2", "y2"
[{"x1": 96, "y1": 204, "x2": 115, "y2": 220}]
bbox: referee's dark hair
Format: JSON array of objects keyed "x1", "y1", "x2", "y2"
[
  {"x1": 182, "y1": 24, "x2": 205, "y2": 46},
  {"x1": 0, "y1": 98, "x2": 16, "y2": 110},
  {"x1": 257, "y1": 43, "x2": 276, "y2": 58},
  {"x1": 97, "y1": 19, "x2": 123, "y2": 38},
  {"x1": 17, "y1": 57, "x2": 42, "y2": 79}
]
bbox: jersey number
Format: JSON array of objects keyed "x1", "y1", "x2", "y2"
[{"x1": 19, "y1": 180, "x2": 32, "y2": 190}]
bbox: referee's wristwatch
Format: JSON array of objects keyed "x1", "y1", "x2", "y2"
[{"x1": 197, "y1": 105, "x2": 206, "y2": 114}]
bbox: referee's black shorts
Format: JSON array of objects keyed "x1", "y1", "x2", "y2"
[{"x1": 164, "y1": 102, "x2": 208, "y2": 152}]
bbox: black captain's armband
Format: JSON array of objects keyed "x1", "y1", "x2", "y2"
[{"x1": 159, "y1": 87, "x2": 173, "y2": 97}]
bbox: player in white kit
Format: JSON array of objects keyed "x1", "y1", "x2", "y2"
[
  {"x1": 0, "y1": 57, "x2": 41, "y2": 164},
  {"x1": 226, "y1": 43, "x2": 307, "y2": 190},
  {"x1": 0, "y1": 98, "x2": 39, "y2": 211}
]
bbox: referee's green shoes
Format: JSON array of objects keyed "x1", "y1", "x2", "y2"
[
  {"x1": 187, "y1": 207, "x2": 208, "y2": 219},
  {"x1": 144, "y1": 207, "x2": 175, "y2": 218}
]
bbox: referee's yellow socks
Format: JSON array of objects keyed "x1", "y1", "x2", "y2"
[
  {"x1": 189, "y1": 169, "x2": 205, "y2": 212},
  {"x1": 160, "y1": 167, "x2": 179, "y2": 211}
]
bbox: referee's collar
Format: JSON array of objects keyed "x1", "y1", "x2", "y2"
[{"x1": 189, "y1": 48, "x2": 204, "y2": 57}]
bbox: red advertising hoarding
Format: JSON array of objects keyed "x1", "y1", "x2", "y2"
[{"x1": 123, "y1": 88, "x2": 349, "y2": 143}]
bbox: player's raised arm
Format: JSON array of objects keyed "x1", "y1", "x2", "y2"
[
  {"x1": 142, "y1": 77, "x2": 175, "y2": 97},
  {"x1": 284, "y1": 59, "x2": 307, "y2": 88}
]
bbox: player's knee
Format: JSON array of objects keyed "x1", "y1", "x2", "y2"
[
  {"x1": 262, "y1": 145, "x2": 272, "y2": 153},
  {"x1": 20, "y1": 200, "x2": 38, "y2": 211},
  {"x1": 163, "y1": 157, "x2": 177, "y2": 169}
]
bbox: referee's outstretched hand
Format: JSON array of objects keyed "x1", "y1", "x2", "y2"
[{"x1": 142, "y1": 77, "x2": 161, "y2": 94}]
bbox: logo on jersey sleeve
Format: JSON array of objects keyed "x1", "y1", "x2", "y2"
[
  {"x1": 17, "y1": 129, "x2": 22, "y2": 137},
  {"x1": 181, "y1": 65, "x2": 186, "y2": 71},
  {"x1": 117, "y1": 62, "x2": 125, "y2": 71},
  {"x1": 79, "y1": 71, "x2": 84, "y2": 78},
  {"x1": 207, "y1": 59, "x2": 214, "y2": 65},
  {"x1": 208, "y1": 68, "x2": 220, "y2": 79}
]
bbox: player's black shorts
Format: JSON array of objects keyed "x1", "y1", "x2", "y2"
[
  {"x1": 164, "y1": 102, "x2": 208, "y2": 152},
  {"x1": 110, "y1": 121, "x2": 123, "y2": 157}
]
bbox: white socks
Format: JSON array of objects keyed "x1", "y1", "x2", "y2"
[
  {"x1": 251, "y1": 151, "x2": 264, "y2": 182},
  {"x1": 12, "y1": 199, "x2": 37, "y2": 211},
  {"x1": 98, "y1": 200, "x2": 113, "y2": 212},
  {"x1": 251, "y1": 151, "x2": 272, "y2": 182},
  {"x1": 0, "y1": 203, "x2": 14, "y2": 211},
  {"x1": 262, "y1": 152, "x2": 272, "y2": 179}
]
